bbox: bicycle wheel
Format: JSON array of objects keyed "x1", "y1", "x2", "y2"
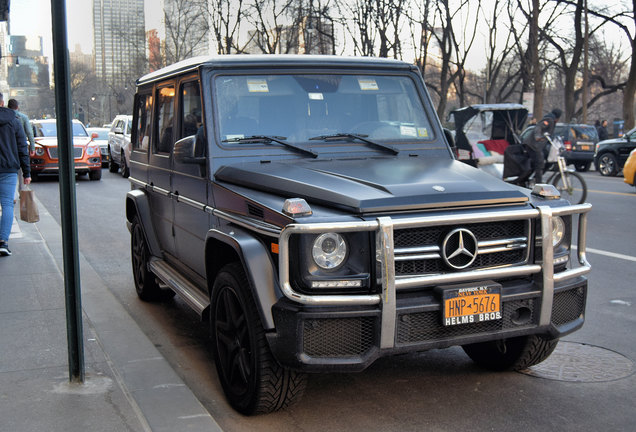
[{"x1": 551, "y1": 171, "x2": 587, "y2": 204}]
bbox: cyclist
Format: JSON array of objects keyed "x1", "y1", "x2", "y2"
[{"x1": 524, "y1": 108, "x2": 562, "y2": 183}]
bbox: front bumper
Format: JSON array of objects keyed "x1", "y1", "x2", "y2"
[
  {"x1": 268, "y1": 277, "x2": 586, "y2": 372},
  {"x1": 269, "y1": 204, "x2": 592, "y2": 372},
  {"x1": 31, "y1": 159, "x2": 102, "y2": 174}
]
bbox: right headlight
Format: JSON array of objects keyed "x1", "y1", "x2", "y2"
[
  {"x1": 35, "y1": 146, "x2": 45, "y2": 156},
  {"x1": 312, "y1": 232, "x2": 347, "y2": 270}
]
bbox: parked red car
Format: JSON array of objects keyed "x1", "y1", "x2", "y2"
[{"x1": 30, "y1": 119, "x2": 102, "y2": 181}]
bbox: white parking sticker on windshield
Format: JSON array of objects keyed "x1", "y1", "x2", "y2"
[
  {"x1": 308, "y1": 92, "x2": 324, "y2": 100},
  {"x1": 400, "y1": 125, "x2": 417, "y2": 137},
  {"x1": 358, "y1": 79, "x2": 379, "y2": 91},
  {"x1": 247, "y1": 79, "x2": 269, "y2": 92}
]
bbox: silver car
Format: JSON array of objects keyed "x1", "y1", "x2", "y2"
[{"x1": 108, "y1": 114, "x2": 133, "y2": 177}]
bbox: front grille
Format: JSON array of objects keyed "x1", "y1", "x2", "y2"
[
  {"x1": 48, "y1": 147, "x2": 83, "y2": 159},
  {"x1": 394, "y1": 220, "x2": 529, "y2": 277},
  {"x1": 303, "y1": 317, "x2": 375, "y2": 358},
  {"x1": 551, "y1": 287, "x2": 585, "y2": 326},
  {"x1": 396, "y1": 298, "x2": 536, "y2": 344}
]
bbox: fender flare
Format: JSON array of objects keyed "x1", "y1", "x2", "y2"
[
  {"x1": 125, "y1": 189, "x2": 162, "y2": 258},
  {"x1": 206, "y1": 227, "x2": 280, "y2": 330}
]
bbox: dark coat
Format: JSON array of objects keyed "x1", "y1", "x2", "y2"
[{"x1": 0, "y1": 106, "x2": 30, "y2": 177}]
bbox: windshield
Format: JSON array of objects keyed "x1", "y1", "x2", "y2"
[
  {"x1": 34, "y1": 122, "x2": 88, "y2": 137},
  {"x1": 88, "y1": 129, "x2": 109, "y2": 139},
  {"x1": 214, "y1": 74, "x2": 433, "y2": 146}
]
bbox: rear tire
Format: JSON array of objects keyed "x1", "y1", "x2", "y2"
[
  {"x1": 462, "y1": 335, "x2": 559, "y2": 371},
  {"x1": 210, "y1": 263, "x2": 306, "y2": 415},
  {"x1": 574, "y1": 161, "x2": 591, "y2": 172},
  {"x1": 130, "y1": 216, "x2": 174, "y2": 301},
  {"x1": 551, "y1": 171, "x2": 587, "y2": 204},
  {"x1": 121, "y1": 151, "x2": 130, "y2": 178},
  {"x1": 108, "y1": 150, "x2": 119, "y2": 173}
]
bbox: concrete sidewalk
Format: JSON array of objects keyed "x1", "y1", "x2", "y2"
[{"x1": 0, "y1": 202, "x2": 222, "y2": 432}]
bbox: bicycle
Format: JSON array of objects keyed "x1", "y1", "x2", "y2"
[{"x1": 505, "y1": 134, "x2": 588, "y2": 204}]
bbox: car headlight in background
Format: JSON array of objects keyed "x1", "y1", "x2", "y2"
[
  {"x1": 312, "y1": 232, "x2": 347, "y2": 270},
  {"x1": 86, "y1": 145, "x2": 100, "y2": 156},
  {"x1": 35, "y1": 147, "x2": 45, "y2": 156}
]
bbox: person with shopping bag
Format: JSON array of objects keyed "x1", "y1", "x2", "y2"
[{"x1": 0, "y1": 92, "x2": 30, "y2": 257}]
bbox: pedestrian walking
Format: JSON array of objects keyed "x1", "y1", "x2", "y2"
[
  {"x1": 8, "y1": 98, "x2": 35, "y2": 193},
  {"x1": 597, "y1": 119, "x2": 609, "y2": 141},
  {"x1": 0, "y1": 92, "x2": 30, "y2": 256}
]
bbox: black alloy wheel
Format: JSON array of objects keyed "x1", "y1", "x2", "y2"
[
  {"x1": 130, "y1": 216, "x2": 173, "y2": 301},
  {"x1": 462, "y1": 335, "x2": 559, "y2": 371},
  {"x1": 211, "y1": 263, "x2": 306, "y2": 415}
]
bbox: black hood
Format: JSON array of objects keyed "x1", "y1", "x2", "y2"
[
  {"x1": 0, "y1": 107, "x2": 16, "y2": 125},
  {"x1": 215, "y1": 157, "x2": 528, "y2": 213}
]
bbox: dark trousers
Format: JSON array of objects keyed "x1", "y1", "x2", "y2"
[{"x1": 526, "y1": 146, "x2": 545, "y2": 183}]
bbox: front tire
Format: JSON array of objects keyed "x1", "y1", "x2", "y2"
[
  {"x1": 597, "y1": 153, "x2": 618, "y2": 176},
  {"x1": 211, "y1": 263, "x2": 306, "y2": 415},
  {"x1": 130, "y1": 216, "x2": 174, "y2": 301},
  {"x1": 462, "y1": 335, "x2": 559, "y2": 371},
  {"x1": 551, "y1": 171, "x2": 587, "y2": 204},
  {"x1": 89, "y1": 169, "x2": 102, "y2": 181}
]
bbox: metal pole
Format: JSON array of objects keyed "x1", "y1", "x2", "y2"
[{"x1": 50, "y1": 0, "x2": 85, "y2": 383}]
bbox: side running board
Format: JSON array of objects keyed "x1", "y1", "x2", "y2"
[{"x1": 148, "y1": 257, "x2": 210, "y2": 316}]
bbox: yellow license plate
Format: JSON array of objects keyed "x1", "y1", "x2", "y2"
[
  {"x1": 443, "y1": 283, "x2": 501, "y2": 326},
  {"x1": 579, "y1": 145, "x2": 591, "y2": 151}
]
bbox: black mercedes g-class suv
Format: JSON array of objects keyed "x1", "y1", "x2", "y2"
[{"x1": 126, "y1": 55, "x2": 591, "y2": 415}]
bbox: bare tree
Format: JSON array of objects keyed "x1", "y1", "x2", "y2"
[
  {"x1": 204, "y1": 0, "x2": 247, "y2": 53},
  {"x1": 245, "y1": 0, "x2": 296, "y2": 53},
  {"x1": 164, "y1": 0, "x2": 210, "y2": 64}
]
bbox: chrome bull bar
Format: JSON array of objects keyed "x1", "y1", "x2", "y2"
[{"x1": 278, "y1": 203, "x2": 592, "y2": 348}]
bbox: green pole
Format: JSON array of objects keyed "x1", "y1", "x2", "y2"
[{"x1": 50, "y1": 0, "x2": 85, "y2": 383}]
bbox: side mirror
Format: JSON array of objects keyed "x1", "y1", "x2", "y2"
[
  {"x1": 114, "y1": 127, "x2": 124, "y2": 134},
  {"x1": 91, "y1": 132, "x2": 99, "y2": 139},
  {"x1": 174, "y1": 135, "x2": 206, "y2": 166}
]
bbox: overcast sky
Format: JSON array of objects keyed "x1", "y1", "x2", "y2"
[{"x1": 9, "y1": 0, "x2": 162, "y2": 57}]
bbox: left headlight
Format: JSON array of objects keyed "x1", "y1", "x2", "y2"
[
  {"x1": 86, "y1": 145, "x2": 99, "y2": 156},
  {"x1": 312, "y1": 232, "x2": 347, "y2": 270},
  {"x1": 552, "y1": 216, "x2": 565, "y2": 247}
]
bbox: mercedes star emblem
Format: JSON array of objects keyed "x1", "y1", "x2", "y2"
[{"x1": 442, "y1": 228, "x2": 478, "y2": 269}]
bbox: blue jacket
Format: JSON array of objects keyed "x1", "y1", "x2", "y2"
[{"x1": 0, "y1": 106, "x2": 30, "y2": 177}]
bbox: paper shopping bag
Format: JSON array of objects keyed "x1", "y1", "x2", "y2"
[{"x1": 19, "y1": 187, "x2": 40, "y2": 223}]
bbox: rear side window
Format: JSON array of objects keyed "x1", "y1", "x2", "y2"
[
  {"x1": 154, "y1": 85, "x2": 176, "y2": 154},
  {"x1": 134, "y1": 93, "x2": 153, "y2": 151}
]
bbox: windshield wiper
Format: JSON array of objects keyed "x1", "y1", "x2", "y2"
[
  {"x1": 309, "y1": 133, "x2": 399, "y2": 155},
  {"x1": 223, "y1": 135, "x2": 318, "y2": 158}
]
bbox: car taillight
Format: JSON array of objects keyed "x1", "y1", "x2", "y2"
[{"x1": 564, "y1": 140, "x2": 572, "y2": 151}]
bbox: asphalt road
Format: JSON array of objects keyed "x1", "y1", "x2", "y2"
[{"x1": 32, "y1": 167, "x2": 636, "y2": 431}]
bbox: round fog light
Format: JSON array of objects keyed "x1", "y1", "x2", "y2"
[{"x1": 312, "y1": 233, "x2": 347, "y2": 270}]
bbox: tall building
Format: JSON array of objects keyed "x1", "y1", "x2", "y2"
[{"x1": 93, "y1": 0, "x2": 146, "y2": 88}]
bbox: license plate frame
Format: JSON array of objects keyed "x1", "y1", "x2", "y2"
[{"x1": 440, "y1": 281, "x2": 502, "y2": 326}]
